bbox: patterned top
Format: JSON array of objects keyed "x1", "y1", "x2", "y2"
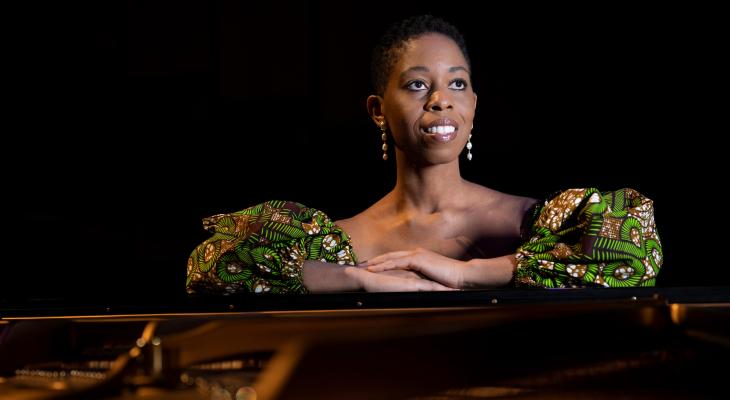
[
  {"x1": 515, "y1": 188, "x2": 662, "y2": 288},
  {"x1": 186, "y1": 189, "x2": 662, "y2": 295},
  {"x1": 186, "y1": 200, "x2": 356, "y2": 295}
]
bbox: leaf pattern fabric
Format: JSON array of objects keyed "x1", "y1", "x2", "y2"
[
  {"x1": 515, "y1": 188, "x2": 662, "y2": 288},
  {"x1": 186, "y1": 200, "x2": 356, "y2": 295}
]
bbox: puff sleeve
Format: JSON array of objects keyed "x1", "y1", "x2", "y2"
[
  {"x1": 186, "y1": 200, "x2": 357, "y2": 295},
  {"x1": 514, "y1": 188, "x2": 663, "y2": 288}
]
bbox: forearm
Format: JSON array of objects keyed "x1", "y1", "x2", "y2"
[
  {"x1": 462, "y1": 254, "x2": 517, "y2": 289},
  {"x1": 302, "y1": 261, "x2": 363, "y2": 293}
]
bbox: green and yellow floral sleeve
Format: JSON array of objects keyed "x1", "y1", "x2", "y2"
[
  {"x1": 186, "y1": 200, "x2": 357, "y2": 295},
  {"x1": 515, "y1": 188, "x2": 662, "y2": 288}
]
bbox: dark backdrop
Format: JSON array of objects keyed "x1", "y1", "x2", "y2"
[{"x1": 4, "y1": 1, "x2": 725, "y2": 303}]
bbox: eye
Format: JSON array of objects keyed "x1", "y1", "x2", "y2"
[
  {"x1": 406, "y1": 80, "x2": 429, "y2": 91},
  {"x1": 449, "y1": 79, "x2": 468, "y2": 90}
]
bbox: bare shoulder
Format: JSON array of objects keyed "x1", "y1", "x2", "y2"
[
  {"x1": 334, "y1": 212, "x2": 367, "y2": 240},
  {"x1": 334, "y1": 199, "x2": 390, "y2": 262},
  {"x1": 335, "y1": 213, "x2": 362, "y2": 232},
  {"x1": 334, "y1": 198, "x2": 383, "y2": 234},
  {"x1": 463, "y1": 181, "x2": 538, "y2": 213},
  {"x1": 462, "y1": 182, "x2": 539, "y2": 237}
]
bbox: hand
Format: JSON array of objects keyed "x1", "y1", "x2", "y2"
[
  {"x1": 303, "y1": 262, "x2": 451, "y2": 293},
  {"x1": 351, "y1": 266, "x2": 456, "y2": 292},
  {"x1": 369, "y1": 268, "x2": 426, "y2": 280},
  {"x1": 362, "y1": 247, "x2": 468, "y2": 289}
]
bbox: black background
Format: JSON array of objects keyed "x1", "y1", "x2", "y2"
[{"x1": 4, "y1": 1, "x2": 726, "y2": 303}]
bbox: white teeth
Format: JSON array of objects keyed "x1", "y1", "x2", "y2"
[{"x1": 426, "y1": 125, "x2": 456, "y2": 134}]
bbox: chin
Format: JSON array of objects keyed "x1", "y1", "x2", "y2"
[{"x1": 418, "y1": 152, "x2": 460, "y2": 166}]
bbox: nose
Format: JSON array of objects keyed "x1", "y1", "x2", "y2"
[{"x1": 425, "y1": 90, "x2": 453, "y2": 112}]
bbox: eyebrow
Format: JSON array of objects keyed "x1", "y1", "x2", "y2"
[{"x1": 400, "y1": 66, "x2": 469, "y2": 78}]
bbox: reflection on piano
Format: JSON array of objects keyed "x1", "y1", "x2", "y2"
[{"x1": 1, "y1": 287, "x2": 728, "y2": 399}]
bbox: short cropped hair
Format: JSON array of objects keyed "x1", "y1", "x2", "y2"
[{"x1": 371, "y1": 15, "x2": 471, "y2": 95}]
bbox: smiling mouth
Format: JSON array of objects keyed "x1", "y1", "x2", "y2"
[
  {"x1": 421, "y1": 125, "x2": 457, "y2": 135},
  {"x1": 420, "y1": 122, "x2": 459, "y2": 143},
  {"x1": 421, "y1": 118, "x2": 459, "y2": 143}
]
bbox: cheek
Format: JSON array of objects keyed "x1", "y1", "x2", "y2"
[
  {"x1": 457, "y1": 96, "x2": 476, "y2": 114},
  {"x1": 460, "y1": 107, "x2": 476, "y2": 127},
  {"x1": 392, "y1": 102, "x2": 422, "y2": 128}
]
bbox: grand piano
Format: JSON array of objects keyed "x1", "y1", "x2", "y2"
[
  {"x1": 5, "y1": 0, "x2": 725, "y2": 397},
  {"x1": 1, "y1": 287, "x2": 728, "y2": 399}
]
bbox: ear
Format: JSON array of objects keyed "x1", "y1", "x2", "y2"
[
  {"x1": 367, "y1": 95, "x2": 386, "y2": 127},
  {"x1": 473, "y1": 92, "x2": 478, "y2": 111}
]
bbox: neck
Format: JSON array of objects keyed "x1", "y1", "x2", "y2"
[{"x1": 390, "y1": 149, "x2": 466, "y2": 214}]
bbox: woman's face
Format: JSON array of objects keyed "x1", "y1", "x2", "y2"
[{"x1": 381, "y1": 33, "x2": 477, "y2": 165}]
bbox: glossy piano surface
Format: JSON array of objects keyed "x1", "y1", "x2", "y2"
[{"x1": 1, "y1": 287, "x2": 728, "y2": 399}]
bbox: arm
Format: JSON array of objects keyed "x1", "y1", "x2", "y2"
[
  {"x1": 462, "y1": 254, "x2": 516, "y2": 288},
  {"x1": 363, "y1": 248, "x2": 516, "y2": 289},
  {"x1": 302, "y1": 261, "x2": 362, "y2": 292}
]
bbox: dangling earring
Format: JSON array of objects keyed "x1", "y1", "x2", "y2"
[
  {"x1": 466, "y1": 124, "x2": 473, "y2": 161},
  {"x1": 380, "y1": 122, "x2": 388, "y2": 161}
]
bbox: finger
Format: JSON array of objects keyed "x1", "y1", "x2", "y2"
[
  {"x1": 430, "y1": 280, "x2": 459, "y2": 291},
  {"x1": 418, "y1": 280, "x2": 458, "y2": 291},
  {"x1": 364, "y1": 250, "x2": 414, "y2": 266},
  {"x1": 367, "y1": 273, "x2": 457, "y2": 292},
  {"x1": 366, "y1": 258, "x2": 416, "y2": 272},
  {"x1": 375, "y1": 269, "x2": 419, "y2": 279}
]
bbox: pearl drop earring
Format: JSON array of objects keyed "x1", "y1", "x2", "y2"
[
  {"x1": 380, "y1": 122, "x2": 388, "y2": 161},
  {"x1": 466, "y1": 124, "x2": 473, "y2": 161}
]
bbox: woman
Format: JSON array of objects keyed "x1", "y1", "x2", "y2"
[{"x1": 186, "y1": 15, "x2": 662, "y2": 295}]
